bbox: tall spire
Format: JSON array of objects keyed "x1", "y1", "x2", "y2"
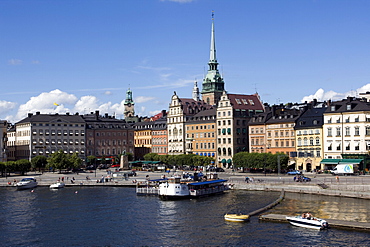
[
  {"x1": 201, "y1": 11, "x2": 225, "y2": 106},
  {"x1": 209, "y1": 10, "x2": 218, "y2": 70}
]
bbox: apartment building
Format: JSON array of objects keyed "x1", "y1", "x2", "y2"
[{"x1": 185, "y1": 108, "x2": 217, "y2": 158}]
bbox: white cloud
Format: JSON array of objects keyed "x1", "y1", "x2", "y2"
[
  {"x1": 31, "y1": 60, "x2": 40, "y2": 64},
  {"x1": 15, "y1": 89, "x2": 78, "y2": 120},
  {"x1": 8, "y1": 59, "x2": 22, "y2": 65},
  {"x1": 300, "y1": 84, "x2": 366, "y2": 103},
  {"x1": 135, "y1": 96, "x2": 156, "y2": 103},
  {"x1": 0, "y1": 100, "x2": 17, "y2": 115},
  {"x1": 104, "y1": 91, "x2": 112, "y2": 95}
]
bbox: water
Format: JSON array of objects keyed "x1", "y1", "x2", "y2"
[{"x1": 0, "y1": 187, "x2": 369, "y2": 246}]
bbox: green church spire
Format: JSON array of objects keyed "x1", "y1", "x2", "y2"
[{"x1": 201, "y1": 11, "x2": 225, "y2": 105}]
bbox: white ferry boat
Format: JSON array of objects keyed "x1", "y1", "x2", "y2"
[{"x1": 158, "y1": 173, "x2": 228, "y2": 200}]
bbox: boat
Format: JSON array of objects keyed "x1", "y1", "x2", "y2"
[
  {"x1": 224, "y1": 214, "x2": 250, "y2": 222},
  {"x1": 49, "y1": 182, "x2": 65, "y2": 189},
  {"x1": 286, "y1": 214, "x2": 329, "y2": 230},
  {"x1": 15, "y1": 178, "x2": 38, "y2": 190},
  {"x1": 158, "y1": 173, "x2": 228, "y2": 200}
]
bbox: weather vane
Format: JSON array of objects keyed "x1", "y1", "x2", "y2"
[{"x1": 212, "y1": 10, "x2": 214, "y2": 20}]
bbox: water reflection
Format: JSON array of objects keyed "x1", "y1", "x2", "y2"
[{"x1": 271, "y1": 192, "x2": 370, "y2": 222}]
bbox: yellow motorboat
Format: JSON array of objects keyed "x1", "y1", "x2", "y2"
[{"x1": 224, "y1": 214, "x2": 250, "y2": 222}]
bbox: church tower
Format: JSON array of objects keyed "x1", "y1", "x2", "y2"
[
  {"x1": 124, "y1": 88, "x2": 137, "y2": 122},
  {"x1": 201, "y1": 12, "x2": 225, "y2": 106},
  {"x1": 192, "y1": 80, "x2": 200, "y2": 101}
]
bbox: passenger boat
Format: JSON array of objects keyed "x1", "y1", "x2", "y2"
[
  {"x1": 15, "y1": 178, "x2": 38, "y2": 190},
  {"x1": 224, "y1": 214, "x2": 250, "y2": 222},
  {"x1": 49, "y1": 182, "x2": 65, "y2": 189},
  {"x1": 158, "y1": 173, "x2": 228, "y2": 200},
  {"x1": 286, "y1": 214, "x2": 329, "y2": 230}
]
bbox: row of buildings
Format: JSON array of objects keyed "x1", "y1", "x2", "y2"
[{"x1": 1, "y1": 15, "x2": 369, "y2": 172}]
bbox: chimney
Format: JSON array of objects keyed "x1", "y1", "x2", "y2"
[
  {"x1": 28, "y1": 113, "x2": 33, "y2": 118},
  {"x1": 36, "y1": 111, "x2": 40, "y2": 115}
]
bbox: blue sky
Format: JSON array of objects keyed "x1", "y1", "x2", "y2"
[{"x1": 2, "y1": 0, "x2": 370, "y2": 123}]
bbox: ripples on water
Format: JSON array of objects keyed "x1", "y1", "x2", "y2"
[{"x1": 0, "y1": 187, "x2": 369, "y2": 246}]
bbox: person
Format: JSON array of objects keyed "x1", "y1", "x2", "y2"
[
  {"x1": 336, "y1": 176, "x2": 339, "y2": 182},
  {"x1": 306, "y1": 212, "x2": 313, "y2": 220},
  {"x1": 245, "y1": 177, "x2": 249, "y2": 183}
]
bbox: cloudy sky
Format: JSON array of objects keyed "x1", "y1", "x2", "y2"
[{"x1": 2, "y1": 0, "x2": 370, "y2": 123}]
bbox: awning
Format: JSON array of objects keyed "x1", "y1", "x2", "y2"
[
  {"x1": 320, "y1": 159, "x2": 341, "y2": 165},
  {"x1": 320, "y1": 159, "x2": 363, "y2": 165},
  {"x1": 221, "y1": 159, "x2": 226, "y2": 163},
  {"x1": 227, "y1": 159, "x2": 232, "y2": 163},
  {"x1": 188, "y1": 179, "x2": 228, "y2": 186}
]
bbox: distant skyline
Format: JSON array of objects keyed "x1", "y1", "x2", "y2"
[{"x1": 2, "y1": 0, "x2": 370, "y2": 123}]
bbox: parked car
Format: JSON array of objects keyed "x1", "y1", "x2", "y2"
[
  {"x1": 296, "y1": 175, "x2": 311, "y2": 182},
  {"x1": 123, "y1": 170, "x2": 137, "y2": 176},
  {"x1": 287, "y1": 170, "x2": 301, "y2": 175},
  {"x1": 215, "y1": 167, "x2": 225, "y2": 172}
]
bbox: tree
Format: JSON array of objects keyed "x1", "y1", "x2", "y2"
[
  {"x1": 16, "y1": 159, "x2": 31, "y2": 175},
  {"x1": 31, "y1": 155, "x2": 48, "y2": 171},
  {"x1": 47, "y1": 150, "x2": 70, "y2": 173},
  {"x1": 69, "y1": 153, "x2": 83, "y2": 170},
  {"x1": 87, "y1": 155, "x2": 97, "y2": 166}
]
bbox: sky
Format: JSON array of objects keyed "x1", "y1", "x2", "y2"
[{"x1": 2, "y1": 0, "x2": 370, "y2": 123}]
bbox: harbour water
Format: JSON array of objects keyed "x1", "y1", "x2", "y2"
[{"x1": 0, "y1": 187, "x2": 369, "y2": 246}]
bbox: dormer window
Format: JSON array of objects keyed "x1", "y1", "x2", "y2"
[
  {"x1": 346, "y1": 104, "x2": 351, "y2": 110},
  {"x1": 331, "y1": 105, "x2": 335, "y2": 111}
]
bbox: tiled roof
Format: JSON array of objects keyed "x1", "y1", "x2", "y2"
[
  {"x1": 227, "y1": 93, "x2": 264, "y2": 111},
  {"x1": 178, "y1": 98, "x2": 213, "y2": 115}
]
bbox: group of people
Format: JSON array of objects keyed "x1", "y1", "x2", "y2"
[{"x1": 301, "y1": 212, "x2": 313, "y2": 219}]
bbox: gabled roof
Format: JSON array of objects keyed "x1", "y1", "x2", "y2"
[
  {"x1": 178, "y1": 98, "x2": 213, "y2": 115},
  {"x1": 295, "y1": 107, "x2": 327, "y2": 130},
  {"x1": 326, "y1": 97, "x2": 370, "y2": 113},
  {"x1": 227, "y1": 93, "x2": 264, "y2": 111}
]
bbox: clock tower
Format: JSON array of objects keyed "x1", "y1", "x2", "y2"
[{"x1": 124, "y1": 88, "x2": 137, "y2": 122}]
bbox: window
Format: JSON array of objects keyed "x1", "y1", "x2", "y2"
[
  {"x1": 310, "y1": 137, "x2": 314, "y2": 146},
  {"x1": 336, "y1": 144, "x2": 341, "y2": 151},
  {"x1": 328, "y1": 144, "x2": 332, "y2": 151},
  {"x1": 298, "y1": 138, "x2": 302, "y2": 146},
  {"x1": 355, "y1": 127, "x2": 360, "y2": 136},
  {"x1": 346, "y1": 144, "x2": 350, "y2": 151},
  {"x1": 336, "y1": 127, "x2": 341, "y2": 136},
  {"x1": 366, "y1": 126, "x2": 370, "y2": 136},
  {"x1": 345, "y1": 127, "x2": 350, "y2": 136},
  {"x1": 315, "y1": 137, "x2": 320, "y2": 145},
  {"x1": 303, "y1": 138, "x2": 308, "y2": 146}
]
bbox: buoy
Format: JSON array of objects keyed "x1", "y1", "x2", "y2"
[
  {"x1": 75, "y1": 191, "x2": 78, "y2": 194},
  {"x1": 31, "y1": 190, "x2": 34, "y2": 193}
]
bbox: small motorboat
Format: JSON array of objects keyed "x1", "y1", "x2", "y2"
[
  {"x1": 15, "y1": 178, "x2": 38, "y2": 190},
  {"x1": 224, "y1": 214, "x2": 250, "y2": 222},
  {"x1": 286, "y1": 214, "x2": 329, "y2": 230},
  {"x1": 50, "y1": 182, "x2": 65, "y2": 189}
]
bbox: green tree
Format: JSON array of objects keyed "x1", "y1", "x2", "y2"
[
  {"x1": 16, "y1": 159, "x2": 31, "y2": 175},
  {"x1": 144, "y1": 153, "x2": 159, "y2": 161},
  {"x1": 47, "y1": 150, "x2": 70, "y2": 173},
  {"x1": 31, "y1": 155, "x2": 48, "y2": 171},
  {"x1": 69, "y1": 153, "x2": 83, "y2": 170},
  {"x1": 87, "y1": 155, "x2": 97, "y2": 166}
]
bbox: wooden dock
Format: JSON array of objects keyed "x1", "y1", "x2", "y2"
[{"x1": 259, "y1": 214, "x2": 370, "y2": 231}]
